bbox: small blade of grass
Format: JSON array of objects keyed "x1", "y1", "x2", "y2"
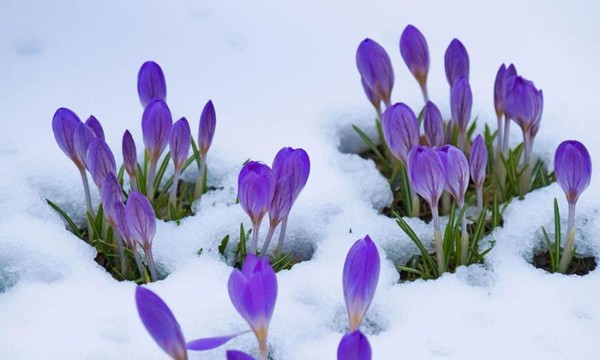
[
  {"x1": 46, "y1": 199, "x2": 83, "y2": 238},
  {"x1": 352, "y1": 124, "x2": 386, "y2": 164}
]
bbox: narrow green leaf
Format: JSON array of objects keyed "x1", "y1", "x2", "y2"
[
  {"x1": 46, "y1": 199, "x2": 83, "y2": 238},
  {"x1": 352, "y1": 124, "x2": 386, "y2": 164},
  {"x1": 153, "y1": 152, "x2": 172, "y2": 192},
  {"x1": 219, "y1": 235, "x2": 230, "y2": 255}
]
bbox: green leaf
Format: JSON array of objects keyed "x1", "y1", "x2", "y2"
[
  {"x1": 46, "y1": 199, "x2": 83, "y2": 238},
  {"x1": 541, "y1": 227, "x2": 556, "y2": 272},
  {"x1": 219, "y1": 235, "x2": 230, "y2": 255},
  {"x1": 153, "y1": 152, "x2": 172, "y2": 193},
  {"x1": 394, "y1": 212, "x2": 438, "y2": 277},
  {"x1": 352, "y1": 124, "x2": 386, "y2": 164},
  {"x1": 553, "y1": 198, "x2": 561, "y2": 267}
]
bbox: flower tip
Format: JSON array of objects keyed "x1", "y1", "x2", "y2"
[
  {"x1": 138, "y1": 61, "x2": 167, "y2": 108},
  {"x1": 337, "y1": 330, "x2": 372, "y2": 360}
]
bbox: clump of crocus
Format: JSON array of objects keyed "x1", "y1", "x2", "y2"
[
  {"x1": 261, "y1": 147, "x2": 310, "y2": 256},
  {"x1": 470, "y1": 135, "x2": 488, "y2": 212},
  {"x1": 423, "y1": 101, "x2": 444, "y2": 148},
  {"x1": 408, "y1": 146, "x2": 446, "y2": 272},
  {"x1": 125, "y1": 191, "x2": 159, "y2": 281},
  {"x1": 187, "y1": 254, "x2": 278, "y2": 360},
  {"x1": 142, "y1": 99, "x2": 173, "y2": 201},
  {"x1": 238, "y1": 162, "x2": 275, "y2": 254},
  {"x1": 503, "y1": 75, "x2": 543, "y2": 196},
  {"x1": 138, "y1": 61, "x2": 167, "y2": 108},
  {"x1": 399, "y1": 24, "x2": 430, "y2": 102},
  {"x1": 382, "y1": 103, "x2": 420, "y2": 217},
  {"x1": 444, "y1": 38, "x2": 469, "y2": 87},
  {"x1": 554, "y1": 140, "x2": 592, "y2": 273},
  {"x1": 437, "y1": 145, "x2": 470, "y2": 265},
  {"x1": 356, "y1": 38, "x2": 395, "y2": 117},
  {"x1": 169, "y1": 117, "x2": 191, "y2": 208},
  {"x1": 135, "y1": 286, "x2": 188, "y2": 360},
  {"x1": 122, "y1": 130, "x2": 139, "y2": 191},
  {"x1": 450, "y1": 76, "x2": 473, "y2": 151},
  {"x1": 194, "y1": 100, "x2": 217, "y2": 201},
  {"x1": 337, "y1": 330, "x2": 372, "y2": 360}
]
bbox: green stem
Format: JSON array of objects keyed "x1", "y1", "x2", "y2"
[
  {"x1": 169, "y1": 169, "x2": 181, "y2": 209},
  {"x1": 146, "y1": 158, "x2": 158, "y2": 202},
  {"x1": 558, "y1": 202, "x2": 577, "y2": 273},
  {"x1": 459, "y1": 204, "x2": 469, "y2": 265},
  {"x1": 519, "y1": 130, "x2": 532, "y2": 198},
  {"x1": 193, "y1": 155, "x2": 207, "y2": 201},
  {"x1": 274, "y1": 216, "x2": 288, "y2": 258}
]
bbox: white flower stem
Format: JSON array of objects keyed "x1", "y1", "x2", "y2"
[
  {"x1": 260, "y1": 223, "x2": 277, "y2": 255},
  {"x1": 194, "y1": 155, "x2": 207, "y2": 201},
  {"x1": 146, "y1": 158, "x2": 158, "y2": 202},
  {"x1": 169, "y1": 169, "x2": 181, "y2": 210},
  {"x1": 250, "y1": 222, "x2": 261, "y2": 255},
  {"x1": 431, "y1": 206, "x2": 446, "y2": 273},
  {"x1": 558, "y1": 202, "x2": 577, "y2": 273},
  {"x1": 274, "y1": 216, "x2": 289, "y2": 258}
]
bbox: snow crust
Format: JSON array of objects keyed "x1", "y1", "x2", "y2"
[{"x1": 1, "y1": 0, "x2": 600, "y2": 359}]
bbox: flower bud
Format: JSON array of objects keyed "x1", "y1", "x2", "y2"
[
  {"x1": 238, "y1": 162, "x2": 275, "y2": 225},
  {"x1": 125, "y1": 191, "x2": 156, "y2": 249},
  {"x1": 444, "y1": 39, "x2": 469, "y2": 87},
  {"x1": 423, "y1": 101, "x2": 444, "y2": 148},
  {"x1": 382, "y1": 103, "x2": 420, "y2": 165},
  {"x1": 554, "y1": 140, "x2": 592, "y2": 204},
  {"x1": 437, "y1": 145, "x2": 469, "y2": 207},
  {"x1": 469, "y1": 135, "x2": 488, "y2": 188},
  {"x1": 198, "y1": 100, "x2": 216, "y2": 155},
  {"x1": 52, "y1": 107, "x2": 83, "y2": 168},
  {"x1": 137, "y1": 61, "x2": 167, "y2": 108},
  {"x1": 450, "y1": 77, "x2": 473, "y2": 133},
  {"x1": 399, "y1": 24, "x2": 430, "y2": 88},
  {"x1": 408, "y1": 146, "x2": 445, "y2": 207},
  {"x1": 122, "y1": 130, "x2": 138, "y2": 177},
  {"x1": 356, "y1": 38, "x2": 394, "y2": 106},
  {"x1": 169, "y1": 117, "x2": 191, "y2": 171},
  {"x1": 86, "y1": 138, "x2": 117, "y2": 189},
  {"x1": 142, "y1": 99, "x2": 173, "y2": 161},
  {"x1": 85, "y1": 115, "x2": 105, "y2": 140}
]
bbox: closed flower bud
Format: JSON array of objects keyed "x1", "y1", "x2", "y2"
[
  {"x1": 198, "y1": 100, "x2": 216, "y2": 155},
  {"x1": 399, "y1": 24, "x2": 430, "y2": 88},
  {"x1": 444, "y1": 39, "x2": 470, "y2": 87},
  {"x1": 437, "y1": 145, "x2": 469, "y2": 207},
  {"x1": 238, "y1": 162, "x2": 275, "y2": 226},
  {"x1": 382, "y1": 103, "x2": 420, "y2": 165},
  {"x1": 450, "y1": 77, "x2": 473, "y2": 133},
  {"x1": 408, "y1": 146, "x2": 446, "y2": 207},
  {"x1": 125, "y1": 191, "x2": 156, "y2": 249},
  {"x1": 73, "y1": 122, "x2": 97, "y2": 170},
  {"x1": 503, "y1": 75, "x2": 542, "y2": 133},
  {"x1": 122, "y1": 130, "x2": 138, "y2": 177},
  {"x1": 356, "y1": 39, "x2": 394, "y2": 106},
  {"x1": 101, "y1": 172, "x2": 123, "y2": 226},
  {"x1": 170, "y1": 117, "x2": 191, "y2": 171},
  {"x1": 142, "y1": 99, "x2": 173, "y2": 161},
  {"x1": 272, "y1": 147, "x2": 310, "y2": 202},
  {"x1": 337, "y1": 330, "x2": 372, "y2": 360},
  {"x1": 86, "y1": 138, "x2": 117, "y2": 189},
  {"x1": 423, "y1": 101, "x2": 444, "y2": 148},
  {"x1": 52, "y1": 107, "x2": 83, "y2": 168},
  {"x1": 554, "y1": 140, "x2": 592, "y2": 204},
  {"x1": 85, "y1": 115, "x2": 105, "y2": 140},
  {"x1": 137, "y1": 61, "x2": 167, "y2": 108},
  {"x1": 469, "y1": 135, "x2": 488, "y2": 188}
]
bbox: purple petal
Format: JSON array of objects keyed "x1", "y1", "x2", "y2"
[
  {"x1": 114, "y1": 201, "x2": 134, "y2": 247},
  {"x1": 437, "y1": 145, "x2": 469, "y2": 206},
  {"x1": 530, "y1": 89, "x2": 544, "y2": 141},
  {"x1": 227, "y1": 350, "x2": 257, "y2": 360},
  {"x1": 170, "y1": 117, "x2": 192, "y2": 170},
  {"x1": 73, "y1": 122, "x2": 97, "y2": 170},
  {"x1": 142, "y1": 99, "x2": 173, "y2": 161},
  {"x1": 101, "y1": 172, "x2": 123, "y2": 224},
  {"x1": 444, "y1": 38, "x2": 470, "y2": 87},
  {"x1": 408, "y1": 146, "x2": 446, "y2": 208},
  {"x1": 138, "y1": 61, "x2": 167, "y2": 108},
  {"x1": 135, "y1": 286, "x2": 187, "y2": 360},
  {"x1": 343, "y1": 235, "x2": 380, "y2": 332},
  {"x1": 450, "y1": 77, "x2": 473, "y2": 132},
  {"x1": 337, "y1": 330, "x2": 372, "y2": 360},
  {"x1": 52, "y1": 107, "x2": 83, "y2": 167},
  {"x1": 85, "y1": 115, "x2": 105, "y2": 140},
  {"x1": 125, "y1": 191, "x2": 156, "y2": 249},
  {"x1": 554, "y1": 140, "x2": 592, "y2": 204},
  {"x1": 469, "y1": 135, "x2": 488, "y2": 188},
  {"x1": 423, "y1": 101, "x2": 444, "y2": 148},
  {"x1": 503, "y1": 75, "x2": 542, "y2": 133},
  {"x1": 122, "y1": 130, "x2": 138, "y2": 176},
  {"x1": 187, "y1": 332, "x2": 248, "y2": 351},
  {"x1": 86, "y1": 138, "x2": 117, "y2": 189},
  {"x1": 268, "y1": 173, "x2": 295, "y2": 225},
  {"x1": 493, "y1": 64, "x2": 507, "y2": 117},
  {"x1": 382, "y1": 103, "x2": 420, "y2": 165},
  {"x1": 198, "y1": 100, "x2": 217, "y2": 155},
  {"x1": 361, "y1": 77, "x2": 381, "y2": 113},
  {"x1": 399, "y1": 24, "x2": 430, "y2": 86},
  {"x1": 356, "y1": 38, "x2": 394, "y2": 106},
  {"x1": 238, "y1": 162, "x2": 275, "y2": 225},
  {"x1": 272, "y1": 147, "x2": 310, "y2": 201}
]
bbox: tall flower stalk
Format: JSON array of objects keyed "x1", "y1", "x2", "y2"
[{"x1": 194, "y1": 100, "x2": 217, "y2": 201}]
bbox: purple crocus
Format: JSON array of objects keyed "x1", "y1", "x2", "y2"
[
  {"x1": 227, "y1": 351, "x2": 256, "y2": 360},
  {"x1": 123, "y1": 130, "x2": 138, "y2": 191},
  {"x1": 115, "y1": 200, "x2": 146, "y2": 278},
  {"x1": 399, "y1": 24, "x2": 430, "y2": 102},
  {"x1": 142, "y1": 99, "x2": 173, "y2": 201},
  {"x1": 194, "y1": 100, "x2": 217, "y2": 201},
  {"x1": 262, "y1": 147, "x2": 310, "y2": 255},
  {"x1": 138, "y1": 61, "x2": 167, "y2": 108},
  {"x1": 423, "y1": 101, "x2": 444, "y2": 148},
  {"x1": 101, "y1": 173, "x2": 127, "y2": 273},
  {"x1": 450, "y1": 76, "x2": 473, "y2": 151},
  {"x1": 343, "y1": 235, "x2": 380, "y2": 332},
  {"x1": 337, "y1": 330, "x2": 372, "y2": 360},
  {"x1": 361, "y1": 77, "x2": 382, "y2": 118},
  {"x1": 85, "y1": 115, "x2": 105, "y2": 140},
  {"x1": 470, "y1": 135, "x2": 488, "y2": 211},
  {"x1": 356, "y1": 38, "x2": 395, "y2": 108},
  {"x1": 73, "y1": 122, "x2": 97, "y2": 170},
  {"x1": 493, "y1": 64, "x2": 507, "y2": 156},
  {"x1": 227, "y1": 254, "x2": 277, "y2": 360},
  {"x1": 238, "y1": 162, "x2": 275, "y2": 254},
  {"x1": 135, "y1": 286, "x2": 188, "y2": 360},
  {"x1": 86, "y1": 138, "x2": 117, "y2": 190},
  {"x1": 444, "y1": 39, "x2": 469, "y2": 87},
  {"x1": 169, "y1": 118, "x2": 192, "y2": 207},
  {"x1": 408, "y1": 146, "x2": 446, "y2": 272},
  {"x1": 125, "y1": 191, "x2": 158, "y2": 281},
  {"x1": 382, "y1": 103, "x2": 420, "y2": 166},
  {"x1": 500, "y1": 64, "x2": 518, "y2": 153}
]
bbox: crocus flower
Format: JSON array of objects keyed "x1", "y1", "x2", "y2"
[
  {"x1": 125, "y1": 191, "x2": 158, "y2": 281},
  {"x1": 169, "y1": 118, "x2": 191, "y2": 207},
  {"x1": 135, "y1": 286, "x2": 188, "y2": 360},
  {"x1": 444, "y1": 38, "x2": 469, "y2": 87},
  {"x1": 337, "y1": 330, "x2": 372, "y2": 360},
  {"x1": 356, "y1": 38, "x2": 394, "y2": 107},
  {"x1": 399, "y1": 24, "x2": 430, "y2": 102},
  {"x1": 470, "y1": 135, "x2": 488, "y2": 211},
  {"x1": 361, "y1": 77, "x2": 382, "y2": 118},
  {"x1": 264, "y1": 147, "x2": 310, "y2": 255},
  {"x1": 86, "y1": 138, "x2": 117, "y2": 190},
  {"x1": 142, "y1": 99, "x2": 173, "y2": 201},
  {"x1": 493, "y1": 64, "x2": 507, "y2": 157},
  {"x1": 501, "y1": 64, "x2": 518, "y2": 153},
  {"x1": 228, "y1": 254, "x2": 277, "y2": 360},
  {"x1": 408, "y1": 146, "x2": 446, "y2": 272},
  {"x1": 85, "y1": 115, "x2": 105, "y2": 140},
  {"x1": 73, "y1": 122, "x2": 97, "y2": 170},
  {"x1": 194, "y1": 100, "x2": 217, "y2": 200},
  {"x1": 238, "y1": 162, "x2": 275, "y2": 254},
  {"x1": 343, "y1": 235, "x2": 380, "y2": 332},
  {"x1": 52, "y1": 107, "x2": 83, "y2": 168},
  {"x1": 138, "y1": 61, "x2": 167, "y2": 108},
  {"x1": 423, "y1": 101, "x2": 444, "y2": 148},
  {"x1": 101, "y1": 172, "x2": 124, "y2": 225},
  {"x1": 122, "y1": 130, "x2": 138, "y2": 190},
  {"x1": 554, "y1": 140, "x2": 592, "y2": 273},
  {"x1": 227, "y1": 351, "x2": 256, "y2": 360},
  {"x1": 450, "y1": 76, "x2": 473, "y2": 151},
  {"x1": 381, "y1": 103, "x2": 420, "y2": 166},
  {"x1": 115, "y1": 200, "x2": 146, "y2": 277}
]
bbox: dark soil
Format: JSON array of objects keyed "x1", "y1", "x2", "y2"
[{"x1": 533, "y1": 251, "x2": 597, "y2": 275}]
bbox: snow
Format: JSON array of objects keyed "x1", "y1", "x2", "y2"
[{"x1": 1, "y1": 0, "x2": 600, "y2": 359}]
